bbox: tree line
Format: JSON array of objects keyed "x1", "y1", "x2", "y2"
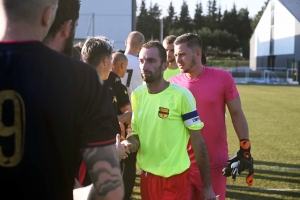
[{"x1": 136, "y1": 0, "x2": 269, "y2": 58}]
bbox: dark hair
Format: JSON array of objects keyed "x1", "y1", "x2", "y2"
[
  {"x1": 81, "y1": 37, "x2": 113, "y2": 68},
  {"x1": 142, "y1": 41, "x2": 166, "y2": 63},
  {"x1": 163, "y1": 35, "x2": 177, "y2": 44},
  {"x1": 44, "y1": 0, "x2": 80, "y2": 40},
  {"x1": 71, "y1": 47, "x2": 81, "y2": 61},
  {"x1": 114, "y1": 49, "x2": 125, "y2": 54},
  {"x1": 174, "y1": 33, "x2": 203, "y2": 51}
]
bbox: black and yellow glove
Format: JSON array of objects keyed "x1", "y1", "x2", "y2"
[{"x1": 222, "y1": 139, "x2": 254, "y2": 186}]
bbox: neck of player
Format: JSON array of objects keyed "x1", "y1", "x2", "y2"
[{"x1": 146, "y1": 79, "x2": 169, "y2": 94}]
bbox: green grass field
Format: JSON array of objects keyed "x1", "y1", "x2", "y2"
[{"x1": 132, "y1": 85, "x2": 300, "y2": 200}]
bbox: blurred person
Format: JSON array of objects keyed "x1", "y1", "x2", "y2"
[
  {"x1": 0, "y1": 0, "x2": 124, "y2": 199},
  {"x1": 43, "y1": 0, "x2": 79, "y2": 56},
  {"x1": 121, "y1": 41, "x2": 216, "y2": 200},
  {"x1": 169, "y1": 33, "x2": 253, "y2": 200},
  {"x1": 121, "y1": 31, "x2": 145, "y2": 98},
  {"x1": 163, "y1": 35, "x2": 181, "y2": 80},
  {"x1": 72, "y1": 46, "x2": 81, "y2": 61},
  {"x1": 81, "y1": 36, "x2": 130, "y2": 161},
  {"x1": 108, "y1": 52, "x2": 131, "y2": 127}
]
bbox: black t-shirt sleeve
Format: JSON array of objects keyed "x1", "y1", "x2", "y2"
[
  {"x1": 75, "y1": 63, "x2": 117, "y2": 148},
  {"x1": 112, "y1": 80, "x2": 130, "y2": 110}
]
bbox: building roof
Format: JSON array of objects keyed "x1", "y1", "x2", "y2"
[{"x1": 279, "y1": 0, "x2": 300, "y2": 22}]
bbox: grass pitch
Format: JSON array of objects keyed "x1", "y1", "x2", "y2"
[{"x1": 132, "y1": 85, "x2": 300, "y2": 199}]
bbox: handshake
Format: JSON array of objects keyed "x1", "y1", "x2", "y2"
[{"x1": 222, "y1": 139, "x2": 254, "y2": 186}]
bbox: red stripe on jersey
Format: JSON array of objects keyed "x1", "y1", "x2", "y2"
[
  {"x1": 78, "y1": 161, "x2": 86, "y2": 185},
  {"x1": 88, "y1": 138, "x2": 116, "y2": 146},
  {"x1": 119, "y1": 103, "x2": 131, "y2": 109}
]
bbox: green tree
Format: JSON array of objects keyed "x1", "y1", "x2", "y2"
[
  {"x1": 136, "y1": 0, "x2": 149, "y2": 39},
  {"x1": 193, "y1": 1, "x2": 205, "y2": 30},
  {"x1": 176, "y1": 0, "x2": 192, "y2": 32},
  {"x1": 148, "y1": 2, "x2": 161, "y2": 40},
  {"x1": 164, "y1": 1, "x2": 176, "y2": 38},
  {"x1": 216, "y1": 5, "x2": 222, "y2": 30},
  {"x1": 136, "y1": 1, "x2": 161, "y2": 41}
]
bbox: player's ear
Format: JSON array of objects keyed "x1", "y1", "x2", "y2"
[
  {"x1": 103, "y1": 56, "x2": 108, "y2": 66},
  {"x1": 41, "y1": 5, "x2": 57, "y2": 27},
  {"x1": 61, "y1": 20, "x2": 72, "y2": 38},
  {"x1": 196, "y1": 49, "x2": 201, "y2": 59}
]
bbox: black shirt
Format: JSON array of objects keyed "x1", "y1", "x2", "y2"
[
  {"x1": 0, "y1": 41, "x2": 117, "y2": 200},
  {"x1": 104, "y1": 72, "x2": 130, "y2": 115}
]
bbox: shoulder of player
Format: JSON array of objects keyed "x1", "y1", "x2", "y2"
[
  {"x1": 132, "y1": 84, "x2": 147, "y2": 95},
  {"x1": 169, "y1": 83, "x2": 193, "y2": 97},
  {"x1": 205, "y1": 65, "x2": 231, "y2": 76}
]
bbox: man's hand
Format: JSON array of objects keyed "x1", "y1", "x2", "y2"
[
  {"x1": 222, "y1": 139, "x2": 254, "y2": 186},
  {"x1": 116, "y1": 134, "x2": 130, "y2": 160},
  {"x1": 202, "y1": 185, "x2": 218, "y2": 200}
]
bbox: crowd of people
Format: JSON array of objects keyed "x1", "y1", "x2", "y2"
[{"x1": 0, "y1": 0, "x2": 254, "y2": 200}]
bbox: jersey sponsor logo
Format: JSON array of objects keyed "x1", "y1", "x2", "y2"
[
  {"x1": 112, "y1": 96, "x2": 117, "y2": 103},
  {"x1": 115, "y1": 77, "x2": 120, "y2": 82},
  {"x1": 182, "y1": 110, "x2": 201, "y2": 127},
  {"x1": 0, "y1": 90, "x2": 25, "y2": 167},
  {"x1": 158, "y1": 107, "x2": 169, "y2": 119}
]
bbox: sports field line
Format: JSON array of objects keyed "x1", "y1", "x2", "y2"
[
  {"x1": 227, "y1": 187, "x2": 300, "y2": 192},
  {"x1": 254, "y1": 165, "x2": 300, "y2": 171}
]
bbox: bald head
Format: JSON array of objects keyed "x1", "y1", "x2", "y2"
[
  {"x1": 1, "y1": 0, "x2": 58, "y2": 23},
  {"x1": 126, "y1": 31, "x2": 144, "y2": 47},
  {"x1": 112, "y1": 52, "x2": 128, "y2": 78}
]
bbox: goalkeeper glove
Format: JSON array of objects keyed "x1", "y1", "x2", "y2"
[{"x1": 222, "y1": 139, "x2": 254, "y2": 186}]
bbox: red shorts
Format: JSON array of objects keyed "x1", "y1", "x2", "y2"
[
  {"x1": 188, "y1": 166, "x2": 226, "y2": 200},
  {"x1": 140, "y1": 170, "x2": 190, "y2": 200}
]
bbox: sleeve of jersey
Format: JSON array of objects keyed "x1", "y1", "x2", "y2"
[
  {"x1": 130, "y1": 92, "x2": 139, "y2": 136},
  {"x1": 76, "y1": 64, "x2": 117, "y2": 148},
  {"x1": 114, "y1": 82, "x2": 130, "y2": 109},
  {"x1": 180, "y1": 88, "x2": 204, "y2": 130},
  {"x1": 223, "y1": 70, "x2": 239, "y2": 102}
]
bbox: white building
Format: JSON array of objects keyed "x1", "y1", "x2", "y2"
[
  {"x1": 74, "y1": 0, "x2": 136, "y2": 50},
  {"x1": 249, "y1": 0, "x2": 300, "y2": 73}
]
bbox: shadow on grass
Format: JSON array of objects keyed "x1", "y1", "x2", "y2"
[
  {"x1": 227, "y1": 185, "x2": 300, "y2": 199},
  {"x1": 254, "y1": 160, "x2": 300, "y2": 169},
  {"x1": 226, "y1": 190, "x2": 282, "y2": 200}
]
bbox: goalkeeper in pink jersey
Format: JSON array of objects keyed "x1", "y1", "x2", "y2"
[{"x1": 169, "y1": 33, "x2": 253, "y2": 200}]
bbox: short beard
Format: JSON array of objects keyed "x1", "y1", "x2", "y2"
[
  {"x1": 144, "y1": 65, "x2": 163, "y2": 83},
  {"x1": 167, "y1": 57, "x2": 175, "y2": 63},
  {"x1": 62, "y1": 22, "x2": 76, "y2": 57},
  {"x1": 182, "y1": 56, "x2": 196, "y2": 73}
]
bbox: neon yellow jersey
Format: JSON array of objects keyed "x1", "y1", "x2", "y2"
[
  {"x1": 163, "y1": 67, "x2": 181, "y2": 80},
  {"x1": 131, "y1": 82, "x2": 204, "y2": 177}
]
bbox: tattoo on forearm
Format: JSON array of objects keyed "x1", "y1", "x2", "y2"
[
  {"x1": 126, "y1": 135, "x2": 140, "y2": 152},
  {"x1": 83, "y1": 145, "x2": 123, "y2": 197}
]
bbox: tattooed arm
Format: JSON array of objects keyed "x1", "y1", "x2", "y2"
[
  {"x1": 82, "y1": 144, "x2": 124, "y2": 200},
  {"x1": 121, "y1": 134, "x2": 140, "y2": 152}
]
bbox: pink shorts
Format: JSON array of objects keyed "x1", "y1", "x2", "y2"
[
  {"x1": 140, "y1": 170, "x2": 190, "y2": 200},
  {"x1": 188, "y1": 166, "x2": 226, "y2": 200}
]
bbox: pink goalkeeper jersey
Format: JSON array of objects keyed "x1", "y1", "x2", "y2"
[{"x1": 169, "y1": 66, "x2": 239, "y2": 168}]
